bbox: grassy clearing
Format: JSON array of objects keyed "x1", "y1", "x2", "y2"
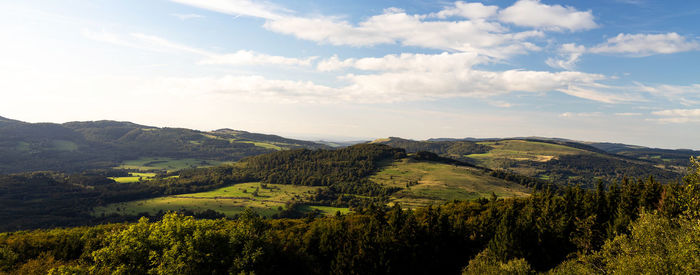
[
  {"x1": 109, "y1": 172, "x2": 158, "y2": 183},
  {"x1": 93, "y1": 182, "x2": 347, "y2": 217},
  {"x1": 15, "y1": 142, "x2": 30, "y2": 151},
  {"x1": 467, "y1": 140, "x2": 587, "y2": 165},
  {"x1": 239, "y1": 141, "x2": 283, "y2": 150},
  {"x1": 202, "y1": 133, "x2": 283, "y2": 150},
  {"x1": 299, "y1": 205, "x2": 351, "y2": 215},
  {"x1": 116, "y1": 157, "x2": 227, "y2": 172},
  {"x1": 371, "y1": 159, "x2": 530, "y2": 208},
  {"x1": 51, "y1": 140, "x2": 78, "y2": 151}
]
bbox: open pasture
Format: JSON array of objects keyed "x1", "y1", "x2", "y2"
[
  {"x1": 93, "y1": 182, "x2": 347, "y2": 217},
  {"x1": 371, "y1": 159, "x2": 530, "y2": 208},
  {"x1": 116, "y1": 157, "x2": 227, "y2": 171}
]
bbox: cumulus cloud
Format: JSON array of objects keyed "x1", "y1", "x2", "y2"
[
  {"x1": 431, "y1": 1, "x2": 499, "y2": 19},
  {"x1": 339, "y1": 68, "x2": 612, "y2": 103},
  {"x1": 547, "y1": 32, "x2": 698, "y2": 69},
  {"x1": 546, "y1": 43, "x2": 586, "y2": 70},
  {"x1": 263, "y1": 9, "x2": 544, "y2": 59},
  {"x1": 498, "y1": 0, "x2": 597, "y2": 31},
  {"x1": 317, "y1": 52, "x2": 487, "y2": 72},
  {"x1": 590, "y1": 33, "x2": 700, "y2": 56},
  {"x1": 170, "y1": 1, "x2": 554, "y2": 59}
]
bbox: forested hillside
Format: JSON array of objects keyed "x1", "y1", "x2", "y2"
[
  {"x1": 0, "y1": 116, "x2": 327, "y2": 173},
  {"x1": 0, "y1": 144, "x2": 541, "y2": 231},
  {"x1": 1, "y1": 159, "x2": 697, "y2": 274}
]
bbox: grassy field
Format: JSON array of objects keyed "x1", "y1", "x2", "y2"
[
  {"x1": 93, "y1": 182, "x2": 348, "y2": 217},
  {"x1": 467, "y1": 140, "x2": 586, "y2": 164},
  {"x1": 116, "y1": 157, "x2": 227, "y2": 171},
  {"x1": 202, "y1": 133, "x2": 283, "y2": 151},
  {"x1": 239, "y1": 141, "x2": 283, "y2": 150},
  {"x1": 371, "y1": 159, "x2": 531, "y2": 208},
  {"x1": 108, "y1": 172, "x2": 157, "y2": 183},
  {"x1": 51, "y1": 140, "x2": 79, "y2": 151}
]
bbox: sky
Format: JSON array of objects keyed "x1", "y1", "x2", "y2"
[{"x1": 0, "y1": 0, "x2": 699, "y2": 148}]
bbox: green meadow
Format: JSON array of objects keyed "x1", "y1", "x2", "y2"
[
  {"x1": 116, "y1": 157, "x2": 227, "y2": 171},
  {"x1": 371, "y1": 159, "x2": 530, "y2": 209},
  {"x1": 239, "y1": 141, "x2": 283, "y2": 150},
  {"x1": 108, "y1": 172, "x2": 158, "y2": 183},
  {"x1": 467, "y1": 140, "x2": 587, "y2": 164},
  {"x1": 93, "y1": 182, "x2": 348, "y2": 217}
]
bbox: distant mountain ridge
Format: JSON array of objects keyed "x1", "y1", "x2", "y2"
[
  {"x1": 427, "y1": 136, "x2": 700, "y2": 168},
  {"x1": 0, "y1": 116, "x2": 329, "y2": 173}
]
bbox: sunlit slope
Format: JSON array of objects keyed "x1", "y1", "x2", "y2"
[
  {"x1": 465, "y1": 140, "x2": 679, "y2": 185},
  {"x1": 371, "y1": 158, "x2": 530, "y2": 208},
  {"x1": 94, "y1": 182, "x2": 349, "y2": 217},
  {"x1": 466, "y1": 140, "x2": 589, "y2": 170}
]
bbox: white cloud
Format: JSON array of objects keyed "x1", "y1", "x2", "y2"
[
  {"x1": 171, "y1": 13, "x2": 205, "y2": 20},
  {"x1": 85, "y1": 67, "x2": 615, "y2": 105},
  {"x1": 81, "y1": 29, "x2": 140, "y2": 49},
  {"x1": 557, "y1": 85, "x2": 642, "y2": 104},
  {"x1": 590, "y1": 33, "x2": 700, "y2": 56},
  {"x1": 652, "y1": 109, "x2": 700, "y2": 117},
  {"x1": 84, "y1": 30, "x2": 314, "y2": 67},
  {"x1": 201, "y1": 50, "x2": 317, "y2": 66},
  {"x1": 498, "y1": 0, "x2": 597, "y2": 31},
  {"x1": 547, "y1": 33, "x2": 699, "y2": 69},
  {"x1": 614, "y1": 112, "x2": 642, "y2": 116},
  {"x1": 560, "y1": 112, "x2": 603, "y2": 118},
  {"x1": 169, "y1": 0, "x2": 287, "y2": 20},
  {"x1": 650, "y1": 109, "x2": 700, "y2": 123},
  {"x1": 635, "y1": 83, "x2": 700, "y2": 105},
  {"x1": 431, "y1": 1, "x2": 499, "y2": 19},
  {"x1": 317, "y1": 52, "x2": 487, "y2": 72},
  {"x1": 340, "y1": 69, "x2": 610, "y2": 103},
  {"x1": 130, "y1": 33, "x2": 211, "y2": 55},
  {"x1": 314, "y1": 51, "x2": 622, "y2": 103},
  {"x1": 171, "y1": 1, "x2": 546, "y2": 59},
  {"x1": 546, "y1": 43, "x2": 586, "y2": 70},
  {"x1": 263, "y1": 10, "x2": 544, "y2": 59}
]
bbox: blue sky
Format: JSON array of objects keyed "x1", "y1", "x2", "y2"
[{"x1": 1, "y1": 0, "x2": 699, "y2": 148}]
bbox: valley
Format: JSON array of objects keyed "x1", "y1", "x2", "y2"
[{"x1": 0, "y1": 116, "x2": 698, "y2": 274}]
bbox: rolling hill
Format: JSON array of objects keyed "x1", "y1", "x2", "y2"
[
  {"x1": 0, "y1": 116, "x2": 328, "y2": 173},
  {"x1": 373, "y1": 137, "x2": 683, "y2": 187},
  {"x1": 0, "y1": 143, "x2": 537, "y2": 230}
]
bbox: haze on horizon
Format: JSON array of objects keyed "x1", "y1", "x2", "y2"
[{"x1": 1, "y1": 0, "x2": 699, "y2": 149}]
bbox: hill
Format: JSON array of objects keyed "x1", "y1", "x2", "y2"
[
  {"x1": 0, "y1": 116, "x2": 328, "y2": 173},
  {"x1": 587, "y1": 141, "x2": 700, "y2": 168},
  {"x1": 373, "y1": 137, "x2": 682, "y2": 187},
  {"x1": 0, "y1": 144, "x2": 537, "y2": 231}
]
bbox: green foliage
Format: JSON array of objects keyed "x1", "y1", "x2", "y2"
[
  {"x1": 463, "y1": 249, "x2": 533, "y2": 275},
  {"x1": 551, "y1": 212, "x2": 700, "y2": 274},
  {"x1": 90, "y1": 213, "x2": 266, "y2": 274}
]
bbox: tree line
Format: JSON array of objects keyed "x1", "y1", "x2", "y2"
[{"x1": 1, "y1": 159, "x2": 697, "y2": 274}]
